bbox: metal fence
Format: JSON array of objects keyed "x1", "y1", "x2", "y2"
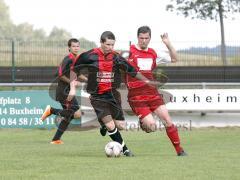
[
  {"x1": 0, "y1": 40, "x2": 240, "y2": 83},
  {"x1": 0, "y1": 40, "x2": 240, "y2": 67},
  {"x1": 0, "y1": 40, "x2": 87, "y2": 67}
]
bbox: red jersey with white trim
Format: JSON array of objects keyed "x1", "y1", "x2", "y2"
[{"x1": 126, "y1": 45, "x2": 159, "y2": 97}]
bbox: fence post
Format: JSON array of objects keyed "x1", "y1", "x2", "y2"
[{"x1": 11, "y1": 40, "x2": 15, "y2": 90}]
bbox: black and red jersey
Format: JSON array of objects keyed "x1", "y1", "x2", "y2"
[
  {"x1": 56, "y1": 53, "x2": 79, "y2": 101},
  {"x1": 57, "y1": 53, "x2": 79, "y2": 78},
  {"x1": 73, "y1": 48, "x2": 137, "y2": 95}
]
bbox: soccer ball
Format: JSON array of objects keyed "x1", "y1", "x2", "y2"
[{"x1": 104, "y1": 141, "x2": 123, "y2": 157}]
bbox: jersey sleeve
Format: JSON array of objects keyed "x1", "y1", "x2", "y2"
[
  {"x1": 117, "y1": 55, "x2": 137, "y2": 77},
  {"x1": 57, "y1": 58, "x2": 69, "y2": 77},
  {"x1": 156, "y1": 51, "x2": 171, "y2": 65}
]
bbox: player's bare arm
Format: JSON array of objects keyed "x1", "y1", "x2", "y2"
[
  {"x1": 67, "y1": 70, "x2": 78, "y2": 102},
  {"x1": 161, "y1": 33, "x2": 178, "y2": 63},
  {"x1": 59, "y1": 75, "x2": 70, "y2": 84},
  {"x1": 135, "y1": 72, "x2": 160, "y2": 87},
  {"x1": 78, "y1": 74, "x2": 88, "y2": 82}
]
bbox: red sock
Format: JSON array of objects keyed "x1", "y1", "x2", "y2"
[{"x1": 166, "y1": 124, "x2": 183, "y2": 154}]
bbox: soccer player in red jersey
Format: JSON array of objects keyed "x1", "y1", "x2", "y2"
[{"x1": 126, "y1": 26, "x2": 187, "y2": 156}]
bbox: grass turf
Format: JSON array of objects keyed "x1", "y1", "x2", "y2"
[{"x1": 0, "y1": 128, "x2": 240, "y2": 180}]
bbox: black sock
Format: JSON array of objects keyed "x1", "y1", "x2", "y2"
[
  {"x1": 50, "y1": 107, "x2": 61, "y2": 115},
  {"x1": 51, "y1": 108, "x2": 74, "y2": 120},
  {"x1": 108, "y1": 127, "x2": 128, "y2": 152},
  {"x1": 52, "y1": 119, "x2": 70, "y2": 141}
]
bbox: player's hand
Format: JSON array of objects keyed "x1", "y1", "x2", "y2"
[
  {"x1": 149, "y1": 80, "x2": 161, "y2": 86},
  {"x1": 161, "y1": 33, "x2": 171, "y2": 45}
]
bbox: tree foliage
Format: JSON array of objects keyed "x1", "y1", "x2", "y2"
[
  {"x1": 79, "y1": 37, "x2": 97, "y2": 49},
  {"x1": 48, "y1": 27, "x2": 72, "y2": 41},
  {"x1": 12, "y1": 23, "x2": 46, "y2": 41},
  {"x1": 166, "y1": 0, "x2": 240, "y2": 21},
  {"x1": 0, "y1": 0, "x2": 97, "y2": 49},
  {"x1": 0, "y1": 0, "x2": 13, "y2": 39},
  {"x1": 166, "y1": 0, "x2": 240, "y2": 65}
]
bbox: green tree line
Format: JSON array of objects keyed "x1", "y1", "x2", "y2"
[{"x1": 0, "y1": 0, "x2": 96, "y2": 48}]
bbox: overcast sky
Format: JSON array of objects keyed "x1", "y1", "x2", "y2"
[{"x1": 4, "y1": 0, "x2": 240, "y2": 49}]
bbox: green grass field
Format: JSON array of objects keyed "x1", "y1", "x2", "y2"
[{"x1": 0, "y1": 128, "x2": 240, "y2": 180}]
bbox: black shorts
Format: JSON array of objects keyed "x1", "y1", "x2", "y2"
[
  {"x1": 90, "y1": 90, "x2": 125, "y2": 122},
  {"x1": 55, "y1": 82, "x2": 70, "y2": 102},
  {"x1": 59, "y1": 97, "x2": 79, "y2": 112}
]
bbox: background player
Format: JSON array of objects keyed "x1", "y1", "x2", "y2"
[{"x1": 41, "y1": 38, "x2": 87, "y2": 144}]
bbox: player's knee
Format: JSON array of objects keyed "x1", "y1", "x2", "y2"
[
  {"x1": 115, "y1": 121, "x2": 125, "y2": 131},
  {"x1": 104, "y1": 120, "x2": 115, "y2": 131},
  {"x1": 147, "y1": 123, "x2": 157, "y2": 132},
  {"x1": 141, "y1": 122, "x2": 157, "y2": 133}
]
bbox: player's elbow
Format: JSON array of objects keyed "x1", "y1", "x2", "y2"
[
  {"x1": 115, "y1": 121, "x2": 125, "y2": 131},
  {"x1": 171, "y1": 58, "x2": 177, "y2": 63}
]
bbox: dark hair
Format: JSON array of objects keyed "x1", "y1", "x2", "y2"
[
  {"x1": 100, "y1": 31, "x2": 115, "y2": 43},
  {"x1": 68, "y1": 38, "x2": 79, "y2": 47},
  {"x1": 137, "y1": 26, "x2": 151, "y2": 37}
]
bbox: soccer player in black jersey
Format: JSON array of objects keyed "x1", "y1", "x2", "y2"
[
  {"x1": 41, "y1": 38, "x2": 87, "y2": 144},
  {"x1": 67, "y1": 31, "x2": 155, "y2": 156}
]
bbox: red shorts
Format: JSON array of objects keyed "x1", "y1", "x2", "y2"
[{"x1": 128, "y1": 95, "x2": 165, "y2": 119}]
